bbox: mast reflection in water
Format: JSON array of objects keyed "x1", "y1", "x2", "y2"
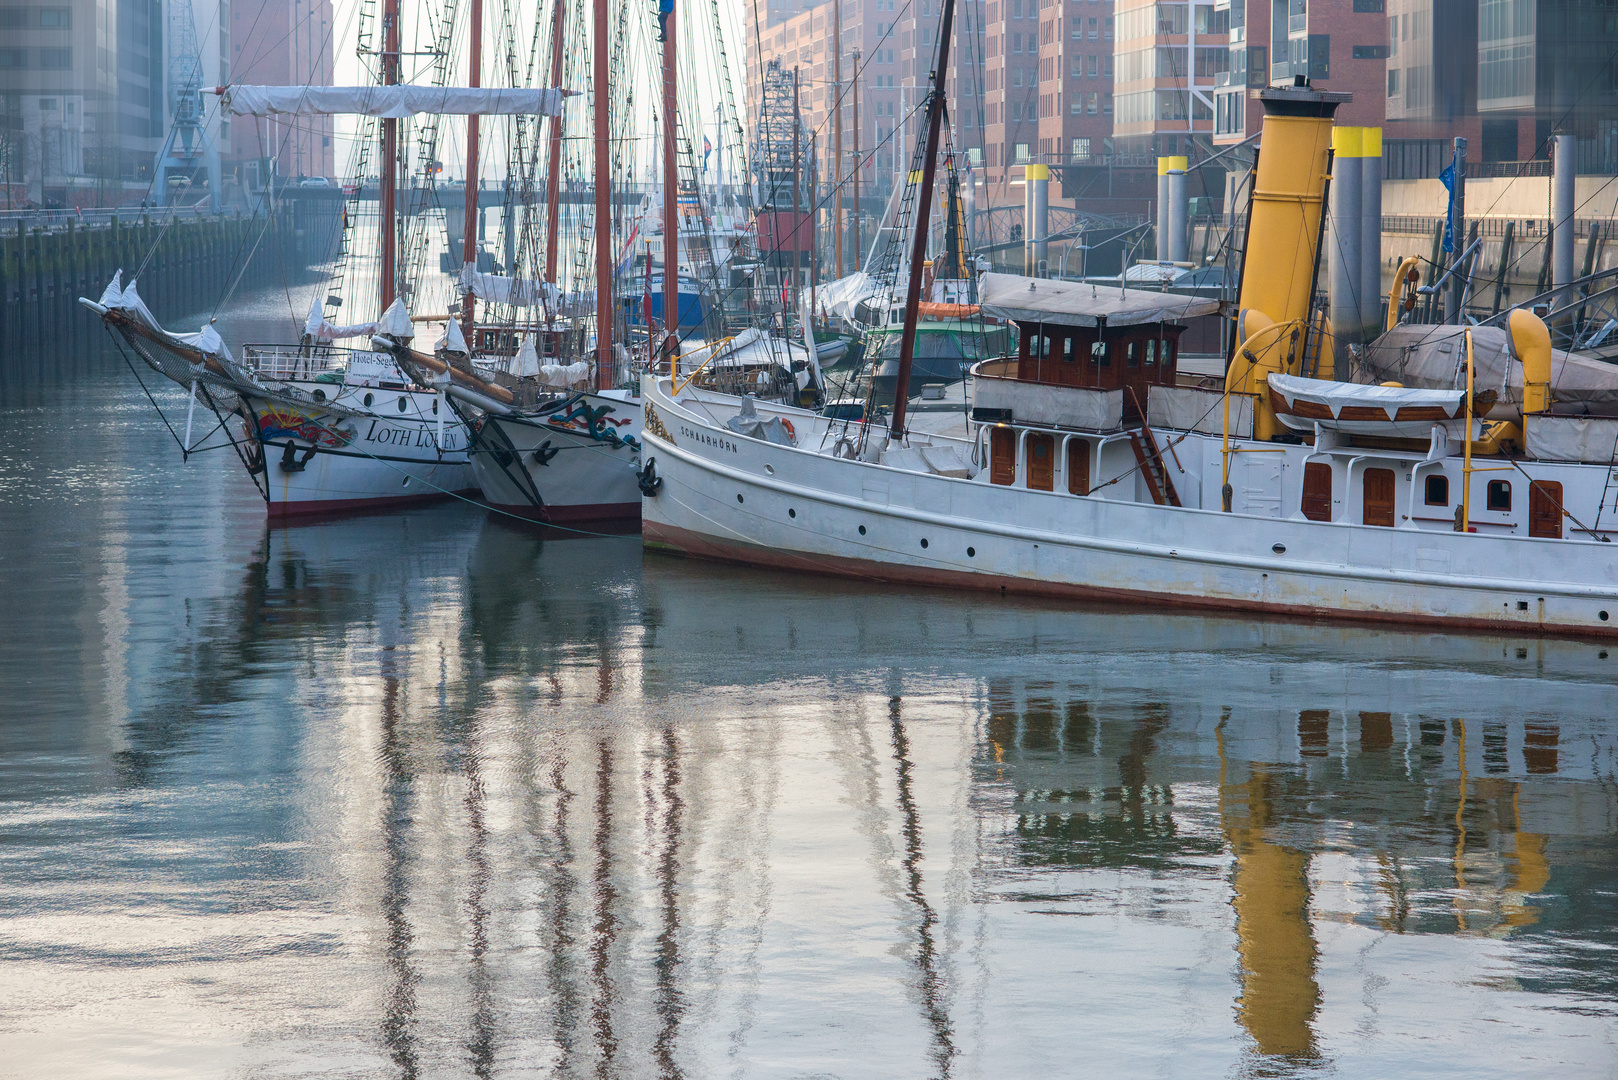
[{"x1": 1, "y1": 357, "x2": 1617, "y2": 1079}]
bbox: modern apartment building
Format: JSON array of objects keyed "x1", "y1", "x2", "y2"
[
  {"x1": 0, "y1": 0, "x2": 166, "y2": 204},
  {"x1": 226, "y1": 0, "x2": 335, "y2": 183},
  {"x1": 1474, "y1": 0, "x2": 1618, "y2": 170},
  {"x1": 1212, "y1": 0, "x2": 1389, "y2": 149},
  {"x1": 748, "y1": 0, "x2": 985, "y2": 204},
  {"x1": 1110, "y1": 0, "x2": 1227, "y2": 159}
]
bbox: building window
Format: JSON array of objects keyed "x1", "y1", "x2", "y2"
[
  {"x1": 1487, "y1": 480, "x2": 1512, "y2": 512},
  {"x1": 39, "y1": 7, "x2": 70, "y2": 27},
  {"x1": 1307, "y1": 34, "x2": 1330, "y2": 79},
  {"x1": 1070, "y1": 98, "x2": 1082, "y2": 114},
  {"x1": 0, "y1": 48, "x2": 24, "y2": 68},
  {"x1": 1087, "y1": 54, "x2": 1098, "y2": 77},
  {"x1": 38, "y1": 48, "x2": 70, "y2": 69},
  {"x1": 1087, "y1": 91, "x2": 1098, "y2": 114},
  {"x1": 1352, "y1": 45, "x2": 1389, "y2": 60},
  {"x1": 0, "y1": 9, "x2": 22, "y2": 26},
  {"x1": 1425, "y1": 475, "x2": 1449, "y2": 506},
  {"x1": 1014, "y1": 142, "x2": 1030, "y2": 161},
  {"x1": 1071, "y1": 137, "x2": 1090, "y2": 160},
  {"x1": 1013, "y1": 32, "x2": 1023, "y2": 52},
  {"x1": 1352, "y1": 0, "x2": 1384, "y2": 10},
  {"x1": 1087, "y1": 16, "x2": 1097, "y2": 38}
]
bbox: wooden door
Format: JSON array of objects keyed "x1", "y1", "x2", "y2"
[
  {"x1": 1301, "y1": 461, "x2": 1332, "y2": 522},
  {"x1": 1026, "y1": 432, "x2": 1055, "y2": 490},
  {"x1": 990, "y1": 427, "x2": 1016, "y2": 486},
  {"x1": 1362, "y1": 468, "x2": 1396, "y2": 527},
  {"x1": 1529, "y1": 480, "x2": 1563, "y2": 539},
  {"x1": 1067, "y1": 438, "x2": 1091, "y2": 495}
]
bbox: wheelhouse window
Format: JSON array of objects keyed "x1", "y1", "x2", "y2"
[
  {"x1": 1126, "y1": 341, "x2": 1140, "y2": 367},
  {"x1": 1424, "y1": 474, "x2": 1449, "y2": 506},
  {"x1": 1487, "y1": 479, "x2": 1512, "y2": 512},
  {"x1": 1091, "y1": 340, "x2": 1109, "y2": 366}
]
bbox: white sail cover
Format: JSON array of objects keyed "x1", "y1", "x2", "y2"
[
  {"x1": 458, "y1": 265, "x2": 594, "y2": 316},
  {"x1": 221, "y1": 85, "x2": 565, "y2": 118},
  {"x1": 435, "y1": 317, "x2": 469, "y2": 355},
  {"x1": 303, "y1": 295, "x2": 377, "y2": 341},
  {"x1": 514, "y1": 335, "x2": 541, "y2": 377},
  {"x1": 97, "y1": 270, "x2": 238, "y2": 366},
  {"x1": 378, "y1": 298, "x2": 415, "y2": 340},
  {"x1": 459, "y1": 265, "x2": 557, "y2": 308}
]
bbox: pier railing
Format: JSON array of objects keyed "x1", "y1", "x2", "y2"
[{"x1": 244, "y1": 345, "x2": 361, "y2": 383}]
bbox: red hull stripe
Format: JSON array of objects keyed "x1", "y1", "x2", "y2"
[
  {"x1": 268, "y1": 488, "x2": 480, "y2": 516},
  {"x1": 485, "y1": 501, "x2": 642, "y2": 524},
  {"x1": 643, "y1": 520, "x2": 1618, "y2": 641}
]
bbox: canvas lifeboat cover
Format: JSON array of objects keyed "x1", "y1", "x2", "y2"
[
  {"x1": 1267, "y1": 373, "x2": 1466, "y2": 437},
  {"x1": 1357, "y1": 323, "x2": 1618, "y2": 415}
]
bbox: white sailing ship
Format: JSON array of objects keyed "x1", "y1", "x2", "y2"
[
  {"x1": 83, "y1": 53, "x2": 565, "y2": 515},
  {"x1": 639, "y1": 67, "x2": 1618, "y2": 637}
]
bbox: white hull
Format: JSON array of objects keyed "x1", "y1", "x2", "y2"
[
  {"x1": 640, "y1": 377, "x2": 1618, "y2": 638},
  {"x1": 471, "y1": 389, "x2": 643, "y2": 522},
  {"x1": 244, "y1": 383, "x2": 475, "y2": 515}
]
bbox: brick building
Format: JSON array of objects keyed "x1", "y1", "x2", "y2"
[
  {"x1": 1213, "y1": 0, "x2": 1390, "y2": 150},
  {"x1": 227, "y1": 0, "x2": 335, "y2": 184}
]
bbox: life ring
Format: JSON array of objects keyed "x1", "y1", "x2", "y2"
[{"x1": 780, "y1": 418, "x2": 796, "y2": 441}]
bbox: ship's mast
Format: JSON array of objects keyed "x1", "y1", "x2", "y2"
[
  {"x1": 888, "y1": 0, "x2": 956, "y2": 440},
  {"x1": 459, "y1": 0, "x2": 484, "y2": 339},
  {"x1": 380, "y1": 0, "x2": 401, "y2": 311},
  {"x1": 662, "y1": 0, "x2": 678, "y2": 342},
  {"x1": 543, "y1": 0, "x2": 566, "y2": 290},
  {"x1": 594, "y1": 0, "x2": 612, "y2": 388}
]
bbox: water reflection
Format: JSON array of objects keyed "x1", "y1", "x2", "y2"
[{"x1": 2, "y1": 357, "x2": 1617, "y2": 1077}]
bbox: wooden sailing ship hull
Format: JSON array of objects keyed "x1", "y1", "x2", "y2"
[
  {"x1": 243, "y1": 384, "x2": 477, "y2": 516},
  {"x1": 469, "y1": 389, "x2": 643, "y2": 522},
  {"x1": 640, "y1": 377, "x2": 1618, "y2": 639}
]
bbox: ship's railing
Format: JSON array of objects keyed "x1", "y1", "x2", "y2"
[{"x1": 243, "y1": 344, "x2": 371, "y2": 383}]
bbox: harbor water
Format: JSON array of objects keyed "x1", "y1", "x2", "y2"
[{"x1": 1, "y1": 287, "x2": 1616, "y2": 1077}]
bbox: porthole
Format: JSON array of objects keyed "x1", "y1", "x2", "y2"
[
  {"x1": 401, "y1": 476, "x2": 411, "y2": 489},
  {"x1": 966, "y1": 546, "x2": 975, "y2": 557},
  {"x1": 737, "y1": 493, "x2": 744, "y2": 504},
  {"x1": 788, "y1": 508, "x2": 796, "y2": 518},
  {"x1": 432, "y1": 399, "x2": 439, "y2": 414},
  {"x1": 920, "y1": 538, "x2": 929, "y2": 549},
  {"x1": 397, "y1": 397, "x2": 409, "y2": 413},
  {"x1": 858, "y1": 524, "x2": 866, "y2": 535},
  {"x1": 765, "y1": 463, "x2": 775, "y2": 475},
  {"x1": 1602, "y1": 610, "x2": 1610, "y2": 622},
  {"x1": 1272, "y1": 543, "x2": 1286, "y2": 554},
  {"x1": 363, "y1": 392, "x2": 374, "y2": 407},
  {"x1": 311, "y1": 388, "x2": 326, "y2": 403}
]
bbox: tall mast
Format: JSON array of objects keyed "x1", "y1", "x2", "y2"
[
  {"x1": 790, "y1": 67, "x2": 800, "y2": 335},
  {"x1": 832, "y1": 0, "x2": 842, "y2": 277},
  {"x1": 593, "y1": 0, "x2": 612, "y2": 389},
  {"x1": 662, "y1": 0, "x2": 677, "y2": 342},
  {"x1": 459, "y1": 0, "x2": 484, "y2": 339},
  {"x1": 851, "y1": 49, "x2": 861, "y2": 270},
  {"x1": 543, "y1": 0, "x2": 566, "y2": 288},
  {"x1": 379, "y1": 0, "x2": 401, "y2": 312},
  {"x1": 888, "y1": 0, "x2": 955, "y2": 441}
]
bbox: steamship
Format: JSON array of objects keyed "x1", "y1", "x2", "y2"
[{"x1": 638, "y1": 80, "x2": 1618, "y2": 638}]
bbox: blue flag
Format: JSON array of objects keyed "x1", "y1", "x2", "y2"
[
  {"x1": 1438, "y1": 163, "x2": 1456, "y2": 254},
  {"x1": 703, "y1": 134, "x2": 712, "y2": 174}
]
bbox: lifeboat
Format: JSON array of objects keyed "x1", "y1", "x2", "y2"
[{"x1": 1266, "y1": 373, "x2": 1467, "y2": 438}]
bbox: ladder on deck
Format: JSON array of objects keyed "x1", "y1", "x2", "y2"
[{"x1": 1128, "y1": 423, "x2": 1181, "y2": 507}]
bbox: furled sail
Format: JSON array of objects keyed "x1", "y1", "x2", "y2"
[
  {"x1": 458, "y1": 265, "x2": 595, "y2": 316},
  {"x1": 219, "y1": 85, "x2": 566, "y2": 118},
  {"x1": 304, "y1": 296, "x2": 377, "y2": 342}
]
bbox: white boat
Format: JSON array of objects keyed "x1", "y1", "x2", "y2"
[
  {"x1": 83, "y1": 277, "x2": 476, "y2": 516},
  {"x1": 468, "y1": 388, "x2": 645, "y2": 522},
  {"x1": 638, "y1": 76, "x2": 1618, "y2": 639}
]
